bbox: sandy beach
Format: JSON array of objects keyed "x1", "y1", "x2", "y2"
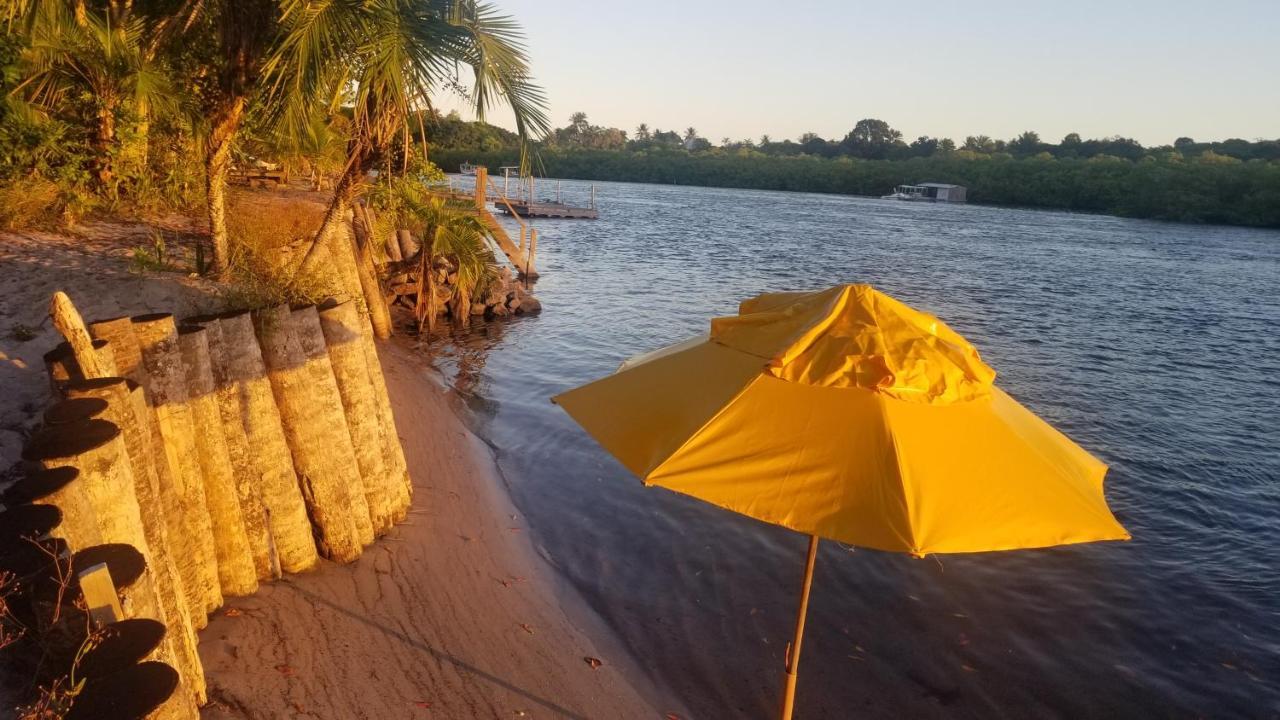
[
  {"x1": 198, "y1": 339, "x2": 678, "y2": 719},
  {"x1": 0, "y1": 224, "x2": 682, "y2": 719}
]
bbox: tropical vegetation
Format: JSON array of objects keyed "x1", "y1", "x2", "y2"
[
  {"x1": 431, "y1": 113, "x2": 1280, "y2": 227},
  {"x1": 0, "y1": 0, "x2": 549, "y2": 283}
]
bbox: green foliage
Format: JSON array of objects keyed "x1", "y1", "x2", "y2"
[
  {"x1": 0, "y1": 1, "x2": 203, "y2": 226},
  {"x1": 380, "y1": 184, "x2": 499, "y2": 298}
]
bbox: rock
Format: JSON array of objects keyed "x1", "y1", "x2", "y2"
[
  {"x1": 470, "y1": 303, "x2": 486, "y2": 316},
  {"x1": 390, "y1": 283, "x2": 417, "y2": 296},
  {"x1": 490, "y1": 303, "x2": 510, "y2": 317},
  {"x1": 516, "y1": 296, "x2": 542, "y2": 315}
]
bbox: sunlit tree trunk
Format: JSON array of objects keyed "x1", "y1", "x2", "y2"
[
  {"x1": 205, "y1": 98, "x2": 245, "y2": 278},
  {"x1": 94, "y1": 100, "x2": 118, "y2": 190},
  {"x1": 296, "y1": 155, "x2": 363, "y2": 280}
]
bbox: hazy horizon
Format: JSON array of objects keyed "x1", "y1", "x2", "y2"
[{"x1": 432, "y1": 0, "x2": 1279, "y2": 147}]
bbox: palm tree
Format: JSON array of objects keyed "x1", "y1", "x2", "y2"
[
  {"x1": 185, "y1": 0, "x2": 280, "y2": 278},
  {"x1": 396, "y1": 191, "x2": 497, "y2": 332},
  {"x1": 260, "y1": 0, "x2": 549, "y2": 280},
  {"x1": 10, "y1": 2, "x2": 172, "y2": 188},
  {"x1": 684, "y1": 126, "x2": 697, "y2": 142},
  {"x1": 634, "y1": 122, "x2": 650, "y2": 141}
]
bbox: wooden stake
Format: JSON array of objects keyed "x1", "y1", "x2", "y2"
[
  {"x1": 780, "y1": 535, "x2": 819, "y2": 720},
  {"x1": 64, "y1": 377, "x2": 206, "y2": 706},
  {"x1": 214, "y1": 311, "x2": 317, "y2": 574},
  {"x1": 352, "y1": 226, "x2": 393, "y2": 340},
  {"x1": 88, "y1": 316, "x2": 146, "y2": 383},
  {"x1": 9, "y1": 456, "x2": 101, "y2": 550},
  {"x1": 186, "y1": 315, "x2": 274, "y2": 581},
  {"x1": 254, "y1": 305, "x2": 365, "y2": 562},
  {"x1": 78, "y1": 563, "x2": 123, "y2": 625},
  {"x1": 178, "y1": 326, "x2": 257, "y2": 597},
  {"x1": 132, "y1": 313, "x2": 222, "y2": 620},
  {"x1": 528, "y1": 230, "x2": 538, "y2": 277},
  {"x1": 49, "y1": 291, "x2": 107, "y2": 379},
  {"x1": 318, "y1": 300, "x2": 396, "y2": 535}
]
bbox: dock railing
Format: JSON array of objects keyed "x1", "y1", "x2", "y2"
[{"x1": 439, "y1": 168, "x2": 538, "y2": 279}]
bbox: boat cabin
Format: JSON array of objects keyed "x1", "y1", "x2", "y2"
[{"x1": 882, "y1": 183, "x2": 967, "y2": 203}]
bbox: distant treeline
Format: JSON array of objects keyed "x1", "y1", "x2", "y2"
[{"x1": 424, "y1": 113, "x2": 1280, "y2": 227}]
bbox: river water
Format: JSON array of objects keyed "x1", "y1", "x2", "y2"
[{"x1": 424, "y1": 178, "x2": 1280, "y2": 719}]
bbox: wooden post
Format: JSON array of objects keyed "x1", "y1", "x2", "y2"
[
  {"x1": 88, "y1": 315, "x2": 146, "y2": 383},
  {"x1": 63, "y1": 661, "x2": 197, "y2": 720},
  {"x1": 473, "y1": 166, "x2": 487, "y2": 208},
  {"x1": 42, "y1": 340, "x2": 118, "y2": 392},
  {"x1": 385, "y1": 228, "x2": 404, "y2": 262},
  {"x1": 63, "y1": 377, "x2": 206, "y2": 706},
  {"x1": 6, "y1": 461, "x2": 100, "y2": 550},
  {"x1": 780, "y1": 535, "x2": 819, "y2": 720},
  {"x1": 213, "y1": 311, "x2": 317, "y2": 574},
  {"x1": 354, "y1": 317, "x2": 412, "y2": 522},
  {"x1": 78, "y1": 563, "x2": 124, "y2": 625},
  {"x1": 42, "y1": 344, "x2": 75, "y2": 396},
  {"x1": 132, "y1": 314, "x2": 222, "y2": 620},
  {"x1": 292, "y1": 305, "x2": 374, "y2": 545},
  {"x1": 352, "y1": 225, "x2": 393, "y2": 340},
  {"x1": 317, "y1": 300, "x2": 397, "y2": 535},
  {"x1": 177, "y1": 326, "x2": 257, "y2": 597},
  {"x1": 254, "y1": 305, "x2": 366, "y2": 562},
  {"x1": 184, "y1": 315, "x2": 274, "y2": 581},
  {"x1": 49, "y1": 291, "x2": 108, "y2": 379},
  {"x1": 556, "y1": 180, "x2": 561, "y2": 203},
  {"x1": 591, "y1": 184, "x2": 596, "y2": 210},
  {"x1": 69, "y1": 543, "x2": 203, "y2": 715},
  {"x1": 26, "y1": 420, "x2": 151, "y2": 574},
  {"x1": 527, "y1": 230, "x2": 538, "y2": 277}
]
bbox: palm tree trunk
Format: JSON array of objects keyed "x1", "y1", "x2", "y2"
[
  {"x1": 95, "y1": 103, "x2": 117, "y2": 190},
  {"x1": 296, "y1": 157, "x2": 363, "y2": 279},
  {"x1": 205, "y1": 97, "x2": 245, "y2": 278}
]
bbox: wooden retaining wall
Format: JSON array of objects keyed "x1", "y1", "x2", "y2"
[{"x1": 0, "y1": 292, "x2": 413, "y2": 718}]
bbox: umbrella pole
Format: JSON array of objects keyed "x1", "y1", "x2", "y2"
[{"x1": 780, "y1": 534, "x2": 819, "y2": 720}]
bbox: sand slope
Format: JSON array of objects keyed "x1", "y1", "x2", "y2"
[
  {"x1": 199, "y1": 341, "x2": 676, "y2": 720},
  {"x1": 0, "y1": 224, "x2": 677, "y2": 719}
]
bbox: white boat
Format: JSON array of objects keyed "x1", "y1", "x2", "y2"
[
  {"x1": 881, "y1": 185, "x2": 929, "y2": 201},
  {"x1": 459, "y1": 162, "x2": 479, "y2": 176},
  {"x1": 881, "y1": 183, "x2": 968, "y2": 203}
]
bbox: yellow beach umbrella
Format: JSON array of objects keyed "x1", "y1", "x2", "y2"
[{"x1": 552, "y1": 284, "x2": 1129, "y2": 719}]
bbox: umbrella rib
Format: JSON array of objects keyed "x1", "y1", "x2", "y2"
[{"x1": 878, "y1": 397, "x2": 924, "y2": 556}]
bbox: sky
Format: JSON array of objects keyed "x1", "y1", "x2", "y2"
[{"x1": 431, "y1": 0, "x2": 1280, "y2": 147}]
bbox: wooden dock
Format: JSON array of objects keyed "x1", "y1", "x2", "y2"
[
  {"x1": 496, "y1": 200, "x2": 597, "y2": 219},
  {"x1": 427, "y1": 168, "x2": 539, "y2": 279}
]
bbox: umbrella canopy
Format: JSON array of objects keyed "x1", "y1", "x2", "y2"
[{"x1": 553, "y1": 284, "x2": 1129, "y2": 556}]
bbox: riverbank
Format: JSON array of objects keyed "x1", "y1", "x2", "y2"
[
  {"x1": 433, "y1": 148, "x2": 1280, "y2": 228},
  {"x1": 0, "y1": 223, "x2": 680, "y2": 719}
]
